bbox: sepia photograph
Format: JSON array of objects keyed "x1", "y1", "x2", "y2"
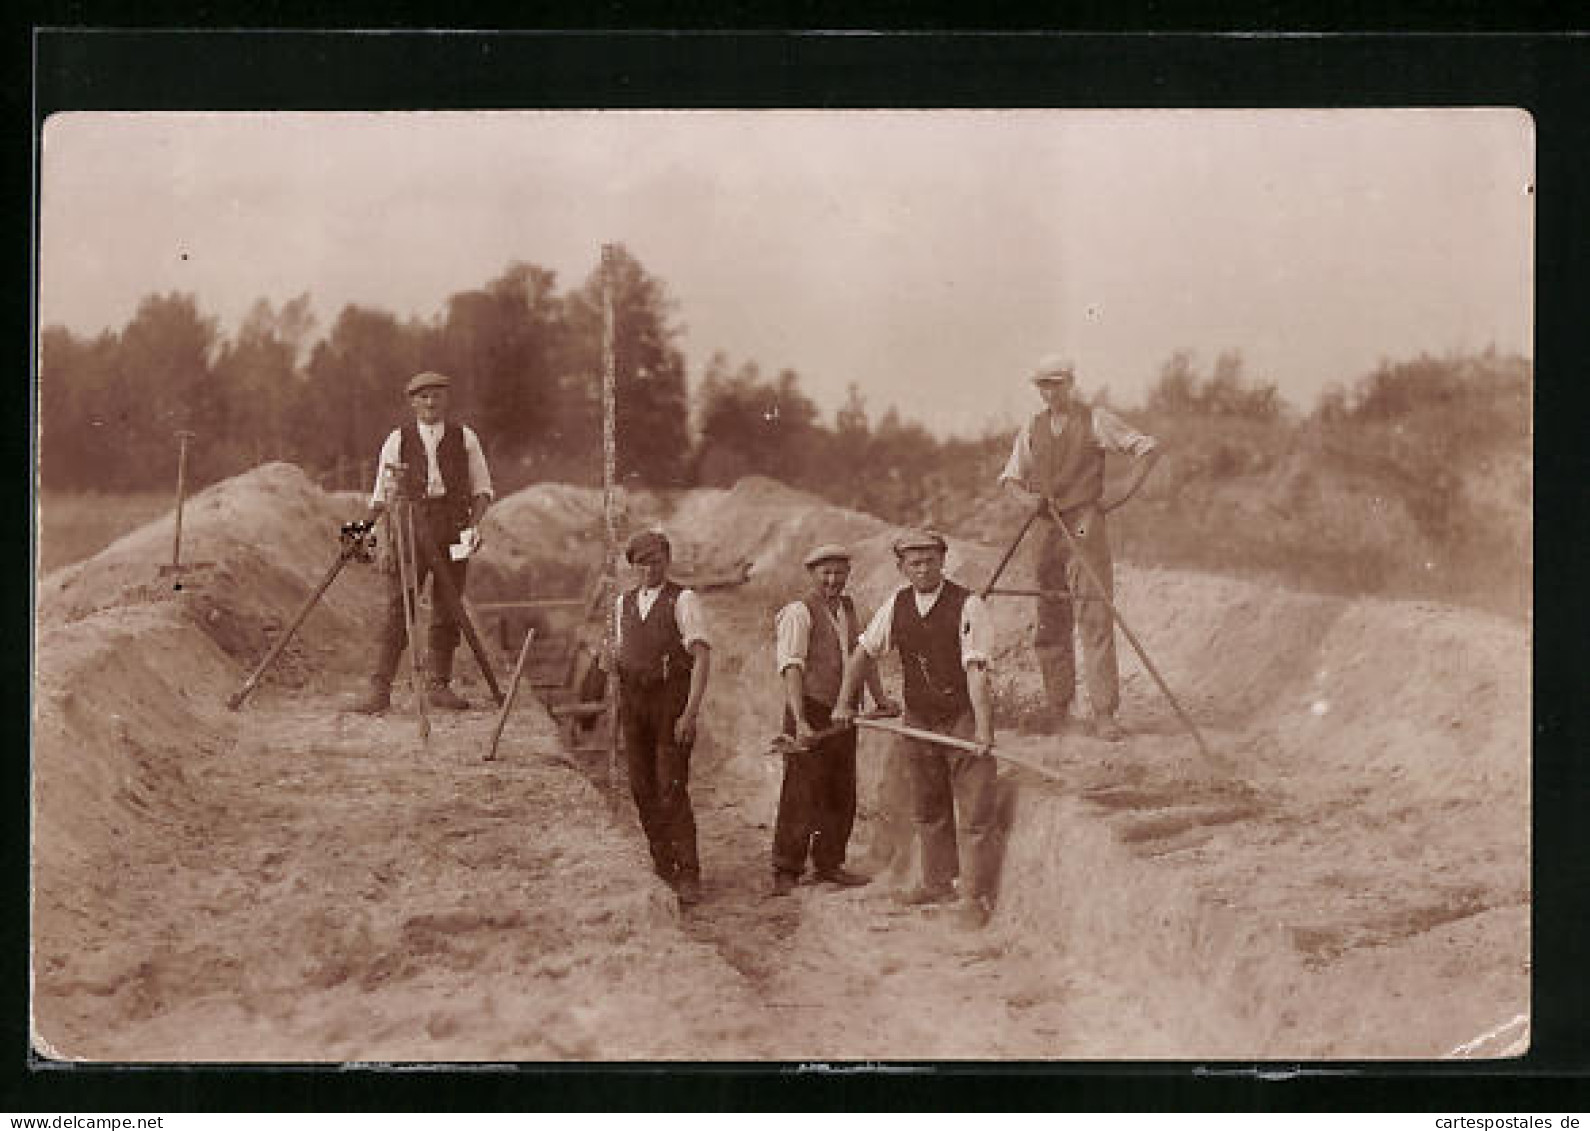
[{"x1": 32, "y1": 105, "x2": 1533, "y2": 1064}]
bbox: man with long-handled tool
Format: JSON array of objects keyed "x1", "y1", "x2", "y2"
[
  {"x1": 767, "y1": 542, "x2": 899, "y2": 897},
  {"x1": 997, "y1": 355, "x2": 1161, "y2": 741},
  {"x1": 349, "y1": 371, "x2": 495, "y2": 715},
  {"x1": 832, "y1": 530, "x2": 1000, "y2": 931}
]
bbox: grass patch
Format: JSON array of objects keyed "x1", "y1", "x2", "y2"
[{"x1": 36, "y1": 491, "x2": 173, "y2": 575}]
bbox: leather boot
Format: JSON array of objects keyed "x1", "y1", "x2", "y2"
[
  {"x1": 427, "y1": 624, "x2": 468, "y2": 710},
  {"x1": 350, "y1": 676, "x2": 392, "y2": 715}
]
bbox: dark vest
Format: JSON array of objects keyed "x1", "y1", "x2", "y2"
[
  {"x1": 618, "y1": 582, "x2": 694, "y2": 690},
  {"x1": 1030, "y1": 407, "x2": 1106, "y2": 513},
  {"x1": 799, "y1": 592, "x2": 858, "y2": 707},
  {"x1": 398, "y1": 423, "x2": 472, "y2": 531},
  {"x1": 892, "y1": 581, "x2": 972, "y2": 724}
]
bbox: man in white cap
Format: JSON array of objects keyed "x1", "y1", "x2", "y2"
[
  {"x1": 833, "y1": 530, "x2": 1000, "y2": 930},
  {"x1": 999, "y1": 355, "x2": 1160, "y2": 741},
  {"x1": 613, "y1": 528, "x2": 712, "y2": 909},
  {"x1": 351, "y1": 370, "x2": 493, "y2": 715},
  {"x1": 769, "y1": 542, "x2": 898, "y2": 896}
]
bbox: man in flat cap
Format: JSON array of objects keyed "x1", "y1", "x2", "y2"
[
  {"x1": 351, "y1": 371, "x2": 494, "y2": 714},
  {"x1": 769, "y1": 543, "x2": 898, "y2": 897},
  {"x1": 612, "y1": 528, "x2": 712, "y2": 908},
  {"x1": 833, "y1": 530, "x2": 1000, "y2": 930},
  {"x1": 999, "y1": 355, "x2": 1160, "y2": 741}
]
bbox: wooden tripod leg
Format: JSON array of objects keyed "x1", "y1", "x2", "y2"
[
  {"x1": 413, "y1": 533, "x2": 504, "y2": 704},
  {"x1": 485, "y1": 628, "x2": 536, "y2": 762},
  {"x1": 1041, "y1": 499, "x2": 1218, "y2": 766},
  {"x1": 395, "y1": 500, "x2": 430, "y2": 743},
  {"x1": 978, "y1": 502, "x2": 1044, "y2": 599},
  {"x1": 228, "y1": 548, "x2": 350, "y2": 709}
]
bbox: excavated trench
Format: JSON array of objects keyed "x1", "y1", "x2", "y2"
[{"x1": 31, "y1": 464, "x2": 1531, "y2": 1061}]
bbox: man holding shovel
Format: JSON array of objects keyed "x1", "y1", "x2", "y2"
[
  {"x1": 350, "y1": 370, "x2": 494, "y2": 714},
  {"x1": 999, "y1": 355, "x2": 1161, "y2": 741},
  {"x1": 833, "y1": 530, "x2": 1000, "y2": 930},
  {"x1": 769, "y1": 543, "x2": 898, "y2": 897}
]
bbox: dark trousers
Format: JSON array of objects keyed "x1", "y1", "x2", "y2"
[
  {"x1": 1034, "y1": 506, "x2": 1119, "y2": 718},
  {"x1": 772, "y1": 697, "x2": 858, "y2": 878},
  {"x1": 904, "y1": 709, "x2": 1000, "y2": 903},
  {"x1": 372, "y1": 501, "x2": 470, "y2": 686},
  {"x1": 620, "y1": 676, "x2": 700, "y2": 884}
]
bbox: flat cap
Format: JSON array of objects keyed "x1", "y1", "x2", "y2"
[
  {"x1": 406, "y1": 371, "x2": 452, "y2": 395},
  {"x1": 1029, "y1": 354, "x2": 1078, "y2": 384},
  {"x1": 892, "y1": 529, "x2": 948, "y2": 556},
  {"x1": 802, "y1": 543, "x2": 851, "y2": 568},
  {"x1": 625, "y1": 529, "x2": 671, "y2": 564}
]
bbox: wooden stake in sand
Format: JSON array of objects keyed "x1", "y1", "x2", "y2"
[{"x1": 485, "y1": 627, "x2": 536, "y2": 761}]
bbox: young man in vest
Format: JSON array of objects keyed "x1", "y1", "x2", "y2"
[
  {"x1": 351, "y1": 370, "x2": 494, "y2": 714},
  {"x1": 998, "y1": 355, "x2": 1160, "y2": 742},
  {"x1": 833, "y1": 530, "x2": 999, "y2": 930},
  {"x1": 614, "y1": 529, "x2": 712, "y2": 909},
  {"x1": 770, "y1": 543, "x2": 899, "y2": 897}
]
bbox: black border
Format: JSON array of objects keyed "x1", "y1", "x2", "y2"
[{"x1": 15, "y1": 24, "x2": 1590, "y2": 1112}]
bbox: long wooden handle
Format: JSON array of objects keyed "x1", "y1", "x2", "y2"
[
  {"x1": 485, "y1": 627, "x2": 537, "y2": 761},
  {"x1": 852, "y1": 716, "x2": 1066, "y2": 785},
  {"x1": 227, "y1": 548, "x2": 350, "y2": 710}
]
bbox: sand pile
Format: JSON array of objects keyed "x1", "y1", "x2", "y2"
[
  {"x1": 31, "y1": 465, "x2": 778, "y2": 1061},
  {"x1": 32, "y1": 465, "x2": 1530, "y2": 1060}
]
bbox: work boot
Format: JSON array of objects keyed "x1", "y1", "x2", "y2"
[
  {"x1": 427, "y1": 681, "x2": 469, "y2": 711},
  {"x1": 350, "y1": 677, "x2": 392, "y2": 715},
  {"x1": 1089, "y1": 715, "x2": 1126, "y2": 742},
  {"x1": 427, "y1": 631, "x2": 465, "y2": 709},
  {"x1": 813, "y1": 867, "x2": 871, "y2": 888},
  {"x1": 893, "y1": 884, "x2": 957, "y2": 908},
  {"x1": 768, "y1": 871, "x2": 798, "y2": 897},
  {"x1": 953, "y1": 896, "x2": 993, "y2": 931}
]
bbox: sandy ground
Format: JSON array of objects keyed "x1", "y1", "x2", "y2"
[{"x1": 31, "y1": 465, "x2": 1530, "y2": 1062}]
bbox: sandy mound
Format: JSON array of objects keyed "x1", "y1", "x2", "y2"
[{"x1": 32, "y1": 465, "x2": 1529, "y2": 1060}]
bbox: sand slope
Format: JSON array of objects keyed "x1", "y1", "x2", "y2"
[{"x1": 32, "y1": 465, "x2": 1529, "y2": 1061}]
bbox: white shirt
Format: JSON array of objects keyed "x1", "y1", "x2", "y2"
[
  {"x1": 613, "y1": 586, "x2": 710, "y2": 652},
  {"x1": 775, "y1": 597, "x2": 857, "y2": 675},
  {"x1": 370, "y1": 421, "x2": 494, "y2": 507},
  {"x1": 998, "y1": 405, "x2": 1157, "y2": 491},
  {"x1": 856, "y1": 583, "x2": 993, "y2": 670}
]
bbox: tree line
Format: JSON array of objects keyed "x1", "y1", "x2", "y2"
[
  {"x1": 39, "y1": 242, "x2": 1529, "y2": 536},
  {"x1": 38, "y1": 245, "x2": 1001, "y2": 523}
]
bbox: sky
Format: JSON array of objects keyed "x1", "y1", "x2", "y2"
[{"x1": 38, "y1": 109, "x2": 1533, "y2": 437}]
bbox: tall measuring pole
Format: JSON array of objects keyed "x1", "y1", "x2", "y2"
[{"x1": 601, "y1": 244, "x2": 621, "y2": 794}]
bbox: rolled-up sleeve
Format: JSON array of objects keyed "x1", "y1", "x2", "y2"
[
  {"x1": 461, "y1": 425, "x2": 495, "y2": 499},
  {"x1": 997, "y1": 420, "x2": 1035, "y2": 489},
  {"x1": 674, "y1": 589, "x2": 710, "y2": 651},
  {"x1": 856, "y1": 594, "x2": 899, "y2": 658},
  {"x1": 959, "y1": 594, "x2": 994, "y2": 669},
  {"x1": 369, "y1": 430, "x2": 403, "y2": 508},
  {"x1": 775, "y1": 602, "x2": 812, "y2": 674},
  {"x1": 1091, "y1": 407, "x2": 1157, "y2": 459}
]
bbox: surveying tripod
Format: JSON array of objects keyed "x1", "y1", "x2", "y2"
[
  {"x1": 226, "y1": 466, "x2": 504, "y2": 743},
  {"x1": 979, "y1": 495, "x2": 1219, "y2": 765}
]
